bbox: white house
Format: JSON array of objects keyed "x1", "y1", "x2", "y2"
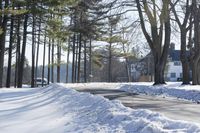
[
  {"x1": 165, "y1": 60, "x2": 182, "y2": 81},
  {"x1": 130, "y1": 43, "x2": 188, "y2": 82},
  {"x1": 164, "y1": 43, "x2": 185, "y2": 81}
]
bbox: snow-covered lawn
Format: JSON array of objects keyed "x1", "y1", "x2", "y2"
[
  {"x1": 0, "y1": 84, "x2": 200, "y2": 133},
  {"x1": 119, "y1": 82, "x2": 200, "y2": 103}
]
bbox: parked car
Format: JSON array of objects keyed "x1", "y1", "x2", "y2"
[
  {"x1": 177, "y1": 78, "x2": 182, "y2": 81},
  {"x1": 34, "y1": 78, "x2": 48, "y2": 86}
]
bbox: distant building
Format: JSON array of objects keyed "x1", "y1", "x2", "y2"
[
  {"x1": 164, "y1": 43, "x2": 190, "y2": 81},
  {"x1": 130, "y1": 53, "x2": 154, "y2": 82},
  {"x1": 130, "y1": 43, "x2": 190, "y2": 82}
]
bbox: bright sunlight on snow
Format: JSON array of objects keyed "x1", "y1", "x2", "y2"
[
  {"x1": 0, "y1": 84, "x2": 200, "y2": 133},
  {"x1": 119, "y1": 82, "x2": 200, "y2": 103}
]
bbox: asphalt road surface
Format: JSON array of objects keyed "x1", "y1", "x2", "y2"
[{"x1": 65, "y1": 83, "x2": 200, "y2": 125}]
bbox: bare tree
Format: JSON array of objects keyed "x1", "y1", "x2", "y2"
[
  {"x1": 191, "y1": 0, "x2": 200, "y2": 85},
  {"x1": 136, "y1": 0, "x2": 171, "y2": 85},
  {"x1": 171, "y1": 0, "x2": 192, "y2": 84}
]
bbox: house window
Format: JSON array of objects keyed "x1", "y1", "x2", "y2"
[
  {"x1": 174, "y1": 61, "x2": 181, "y2": 66},
  {"x1": 180, "y1": 73, "x2": 183, "y2": 78},
  {"x1": 171, "y1": 73, "x2": 176, "y2": 78}
]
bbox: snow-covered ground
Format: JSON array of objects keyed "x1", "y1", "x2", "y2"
[
  {"x1": 0, "y1": 84, "x2": 200, "y2": 133},
  {"x1": 119, "y1": 82, "x2": 200, "y2": 103}
]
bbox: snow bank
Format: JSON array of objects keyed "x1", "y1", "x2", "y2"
[
  {"x1": 1, "y1": 84, "x2": 200, "y2": 133},
  {"x1": 119, "y1": 82, "x2": 200, "y2": 103},
  {"x1": 45, "y1": 84, "x2": 200, "y2": 132}
]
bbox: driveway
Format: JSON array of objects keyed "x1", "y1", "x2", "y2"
[{"x1": 65, "y1": 83, "x2": 200, "y2": 125}]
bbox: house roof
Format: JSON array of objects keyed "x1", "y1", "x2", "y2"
[
  {"x1": 135, "y1": 44, "x2": 190, "y2": 63},
  {"x1": 169, "y1": 50, "x2": 190, "y2": 61},
  {"x1": 169, "y1": 50, "x2": 180, "y2": 61},
  {"x1": 139, "y1": 52, "x2": 153, "y2": 62}
]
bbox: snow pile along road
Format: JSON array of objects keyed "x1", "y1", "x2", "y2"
[
  {"x1": 119, "y1": 82, "x2": 200, "y2": 103},
  {"x1": 0, "y1": 84, "x2": 200, "y2": 133}
]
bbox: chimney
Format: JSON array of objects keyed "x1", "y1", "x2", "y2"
[{"x1": 170, "y1": 43, "x2": 175, "y2": 50}]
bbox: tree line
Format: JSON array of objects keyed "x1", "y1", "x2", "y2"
[
  {"x1": 1, "y1": 0, "x2": 200, "y2": 88},
  {"x1": 0, "y1": 0, "x2": 130, "y2": 88}
]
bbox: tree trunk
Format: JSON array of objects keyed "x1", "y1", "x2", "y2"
[
  {"x1": 89, "y1": 38, "x2": 92, "y2": 82},
  {"x1": 0, "y1": 0, "x2": 8, "y2": 87},
  {"x1": 122, "y1": 41, "x2": 131, "y2": 82},
  {"x1": 6, "y1": 15, "x2": 14, "y2": 88},
  {"x1": 84, "y1": 40, "x2": 87, "y2": 83},
  {"x1": 108, "y1": 25, "x2": 113, "y2": 83},
  {"x1": 197, "y1": 60, "x2": 200, "y2": 84},
  {"x1": 15, "y1": 16, "x2": 21, "y2": 88},
  {"x1": 57, "y1": 41, "x2": 61, "y2": 83},
  {"x1": 72, "y1": 34, "x2": 76, "y2": 83},
  {"x1": 35, "y1": 19, "x2": 41, "y2": 81},
  {"x1": 154, "y1": 56, "x2": 165, "y2": 85},
  {"x1": 153, "y1": 58, "x2": 167, "y2": 85},
  {"x1": 136, "y1": 0, "x2": 170, "y2": 85},
  {"x1": 42, "y1": 29, "x2": 47, "y2": 87},
  {"x1": 77, "y1": 33, "x2": 82, "y2": 83},
  {"x1": 180, "y1": 29, "x2": 190, "y2": 84},
  {"x1": 154, "y1": 19, "x2": 171, "y2": 85},
  {"x1": 192, "y1": 0, "x2": 200, "y2": 85},
  {"x1": 51, "y1": 39, "x2": 54, "y2": 83},
  {"x1": 17, "y1": 14, "x2": 29, "y2": 88},
  {"x1": 74, "y1": 37, "x2": 79, "y2": 83},
  {"x1": 31, "y1": 15, "x2": 36, "y2": 88},
  {"x1": 47, "y1": 39, "x2": 51, "y2": 84},
  {"x1": 192, "y1": 58, "x2": 199, "y2": 85},
  {"x1": 125, "y1": 58, "x2": 131, "y2": 82},
  {"x1": 66, "y1": 38, "x2": 70, "y2": 83},
  {"x1": 108, "y1": 42, "x2": 112, "y2": 82}
]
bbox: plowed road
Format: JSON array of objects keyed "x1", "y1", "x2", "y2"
[{"x1": 65, "y1": 83, "x2": 200, "y2": 125}]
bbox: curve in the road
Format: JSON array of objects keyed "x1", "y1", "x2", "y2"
[{"x1": 69, "y1": 84, "x2": 200, "y2": 125}]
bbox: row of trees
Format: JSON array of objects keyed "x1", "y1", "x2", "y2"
[
  {"x1": 0, "y1": 0, "x2": 137, "y2": 88},
  {"x1": 1, "y1": 0, "x2": 200, "y2": 87},
  {"x1": 0, "y1": 0, "x2": 76, "y2": 88}
]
